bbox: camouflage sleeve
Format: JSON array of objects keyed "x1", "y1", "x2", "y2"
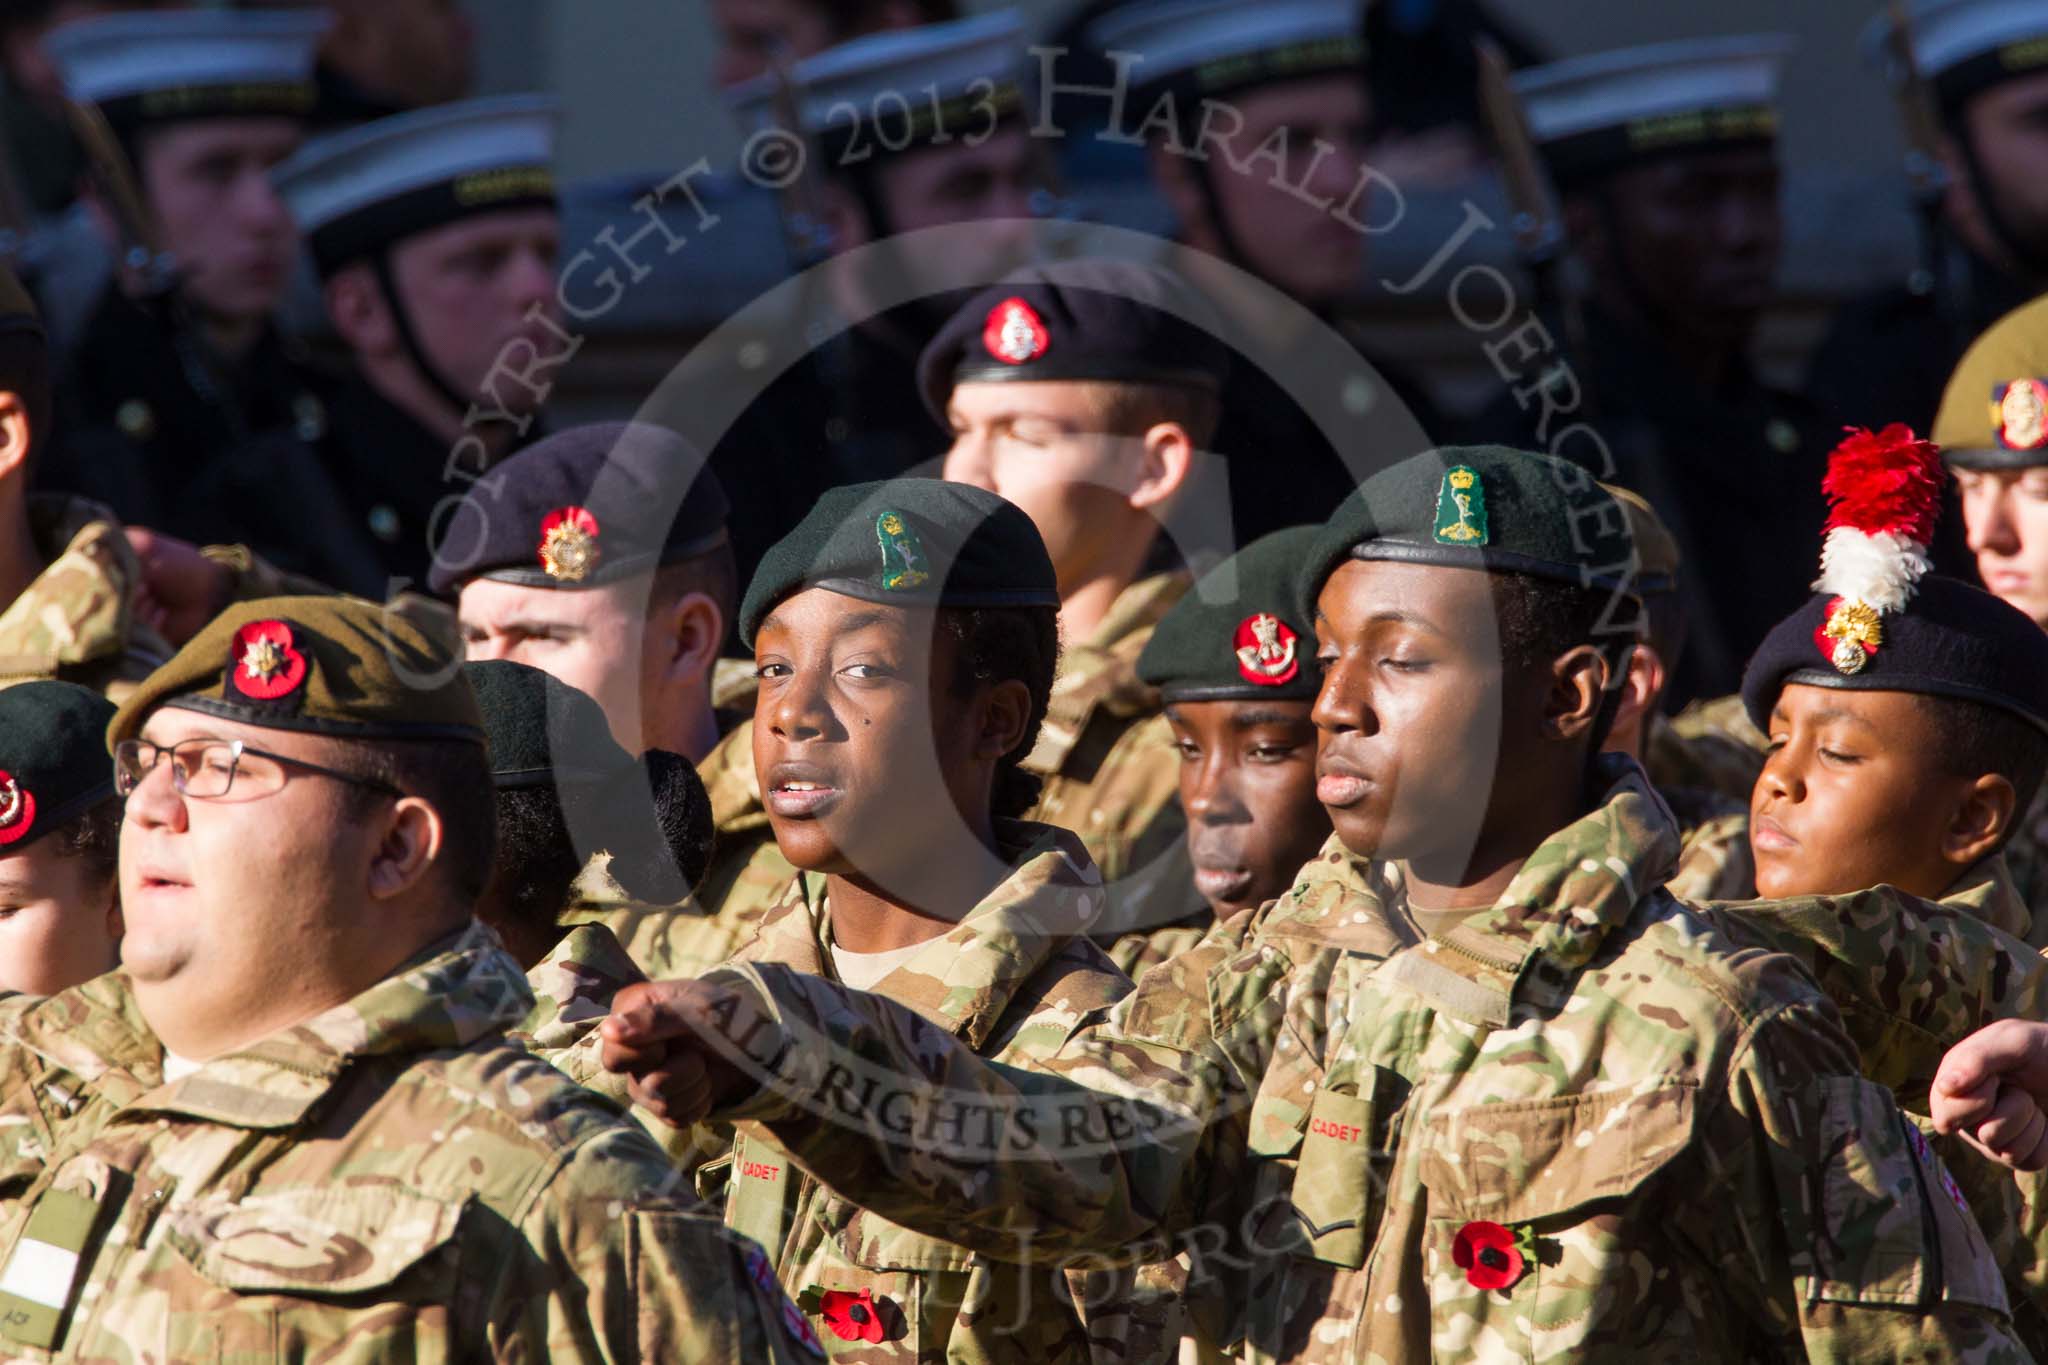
[
  {"x1": 1711, "y1": 992, "x2": 2029, "y2": 1361},
  {"x1": 697, "y1": 960, "x2": 1248, "y2": 1264},
  {"x1": 503, "y1": 1122, "x2": 824, "y2": 1363}
]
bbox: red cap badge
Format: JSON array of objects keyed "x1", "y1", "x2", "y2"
[
  {"x1": 1995, "y1": 378, "x2": 2048, "y2": 452},
  {"x1": 1233, "y1": 612, "x2": 1300, "y2": 686},
  {"x1": 819, "y1": 1288, "x2": 886, "y2": 1343},
  {"x1": 982, "y1": 296, "x2": 1049, "y2": 366},
  {"x1": 0, "y1": 771, "x2": 35, "y2": 846},
  {"x1": 228, "y1": 619, "x2": 308, "y2": 702},
  {"x1": 539, "y1": 506, "x2": 601, "y2": 581}
]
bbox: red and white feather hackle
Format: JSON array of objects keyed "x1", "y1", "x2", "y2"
[{"x1": 1811, "y1": 424, "x2": 1944, "y2": 674}]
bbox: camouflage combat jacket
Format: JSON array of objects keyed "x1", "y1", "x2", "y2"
[
  {"x1": 1717, "y1": 857, "x2": 2048, "y2": 1349},
  {"x1": 1235, "y1": 763, "x2": 2022, "y2": 1362},
  {"x1": 0, "y1": 494, "x2": 344, "y2": 701},
  {"x1": 1025, "y1": 573, "x2": 1199, "y2": 971},
  {"x1": 560, "y1": 876, "x2": 762, "y2": 978},
  {"x1": 1998, "y1": 785, "x2": 2048, "y2": 914},
  {"x1": 1645, "y1": 692, "x2": 1767, "y2": 804},
  {"x1": 701, "y1": 822, "x2": 1144, "y2": 1363},
  {"x1": 0, "y1": 921, "x2": 822, "y2": 1363}
]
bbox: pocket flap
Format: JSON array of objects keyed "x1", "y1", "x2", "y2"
[
  {"x1": 166, "y1": 1185, "x2": 464, "y2": 1296},
  {"x1": 1418, "y1": 1082, "x2": 1697, "y2": 1225},
  {"x1": 836, "y1": 1208, "x2": 975, "y2": 1273}
]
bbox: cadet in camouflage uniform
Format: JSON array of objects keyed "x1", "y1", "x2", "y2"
[
  {"x1": 1119, "y1": 526, "x2": 1332, "y2": 976},
  {"x1": 923, "y1": 259, "x2": 1240, "y2": 963},
  {"x1": 1935, "y1": 292, "x2": 2048, "y2": 907},
  {"x1": 0, "y1": 596, "x2": 823, "y2": 1362},
  {"x1": 606, "y1": 447, "x2": 2021, "y2": 1360},
  {"x1": 1599, "y1": 484, "x2": 1756, "y2": 899},
  {"x1": 623, "y1": 480, "x2": 1177, "y2": 1361}
]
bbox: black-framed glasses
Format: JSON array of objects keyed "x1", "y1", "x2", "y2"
[{"x1": 113, "y1": 738, "x2": 404, "y2": 802}]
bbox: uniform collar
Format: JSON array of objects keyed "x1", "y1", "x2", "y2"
[
  {"x1": 1251, "y1": 830, "x2": 1417, "y2": 960},
  {"x1": 1027, "y1": 570, "x2": 1188, "y2": 774},
  {"x1": 10, "y1": 921, "x2": 534, "y2": 1130},
  {"x1": 1383, "y1": 756, "x2": 1681, "y2": 1028},
  {"x1": 0, "y1": 495, "x2": 169, "y2": 675},
  {"x1": 518, "y1": 921, "x2": 648, "y2": 1053},
  {"x1": 1940, "y1": 855, "x2": 2037, "y2": 945},
  {"x1": 734, "y1": 820, "x2": 1106, "y2": 1052}
]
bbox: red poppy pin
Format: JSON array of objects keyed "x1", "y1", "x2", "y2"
[
  {"x1": 982, "y1": 296, "x2": 1049, "y2": 366},
  {"x1": 228, "y1": 619, "x2": 308, "y2": 702},
  {"x1": 0, "y1": 771, "x2": 35, "y2": 846},
  {"x1": 1452, "y1": 1220, "x2": 1531, "y2": 1291},
  {"x1": 538, "y1": 506, "x2": 601, "y2": 581},
  {"x1": 1233, "y1": 612, "x2": 1300, "y2": 686},
  {"x1": 818, "y1": 1287, "x2": 887, "y2": 1343}
]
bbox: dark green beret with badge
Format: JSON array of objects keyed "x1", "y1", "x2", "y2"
[
  {"x1": 738, "y1": 478, "x2": 1058, "y2": 646},
  {"x1": 0, "y1": 682, "x2": 119, "y2": 853},
  {"x1": 1300, "y1": 445, "x2": 1640, "y2": 605},
  {"x1": 108, "y1": 596, "x2": 481, "y2": 746},
  {"x1": 1138, "y1": 526, "x2": 1322, "y2": 703}
]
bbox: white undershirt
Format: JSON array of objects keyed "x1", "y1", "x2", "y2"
[
  {"x1": 161, "y1": 1050, "x2": 203, "y2": 1083},
  {"x1": 829, "y1": 939, "x2": 930, "y2": 991}
]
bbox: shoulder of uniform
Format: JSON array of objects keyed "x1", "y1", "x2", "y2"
[{"x1": 1609, "y1": 895, "x2": 1841, "y2": 1037}]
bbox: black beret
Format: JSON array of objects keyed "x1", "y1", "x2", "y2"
[
  {"x1": 427, "y1": 421, "x2": 729, "y2": 595},
  {"x1": 916, "y1": 258, "x2": 1231, "y2": 425},
  {"x1": 110, "y1": 596, "x2": 481, "y2": 746},
  {"x1": 1300, "y1": 444, "x2": 1641, "y2": 606},
  {"x1": 1741, "y1": 576, "x2": 2048, "y2": 735},
  {"x1": 464, "y1": 658, "x2": 636, "y2": 788},
  {"x1": 738, "y1": 478, "x2": 1058, "y2": 647},
  {"x1": 0, "y1": 682, "x2": 118, "y2": 853},
  {"x1": 1138, "y1": 526, "x2": 1322, "y2": 702},
  {"x1": 0, "y1": 263, "x2": 41, "y2": 338}
]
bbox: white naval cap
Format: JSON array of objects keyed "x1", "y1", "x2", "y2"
[
  {"x1": 1512, "y1": 34, "x2": 1793, "y2": 185},
  {"x1": 1864, "y1": 0, "x2": 2048, "y2": 109},
  {"x1": 272, "y1": 95, "x2": 560, "y2": 277},
  {"x1": 1084, "y1": 0, "x2": 1365, "y2": 97},
  {"x1": 728, "y1": 10, "x2": 1028, "y2": 159},
  {"x1": 48, "y1": 8, "x2": 328, "y2": 127}
]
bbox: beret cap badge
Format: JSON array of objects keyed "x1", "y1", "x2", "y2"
[
  {"x1": 227, "y1": 619, "x2": 308, "y2": 702},
  {"x1": 876, "y1": 511, "x2": 930, "y2": 590},
  {"x1": 538, "y1": 505, "x2": 601, "y2": 581},
  {"x1": 1810, "y1": 424, "x2": 1944, "y2": 676},
  {"x1": 0, "y1": 772, "x2": 34, "y2": 846},
  {"x1": 1233, "y1": 612, "x2": 1300, "y2": 686},
  {"x1": 982, "y1": 296, "x2": 1048, "y2": 365},
  {"x1": 1993, "y1": 378, "x2": 2048, "y2": 452},
  {"x1": 1432, "y1": 465, "x2": 1489, "y2": 545}
]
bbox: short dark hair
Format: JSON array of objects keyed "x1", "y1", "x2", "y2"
[
  {"x1": 940, "y1": 604, "x2": 1061, "y2": 822},
  {"x1": 1087, "y1": 381, "x2": 1223, "y2": 448},
  {"x1": 1490, "y1": 571, "x2": 1637, "y2": 751},
  {"x1": 44, "y1": 795, "x2": 122, "y2": 884},
  {"x1": 1916, "y1": 695, "x2": 2048, "y2": 849},
  {"x1": 819, "y1": 0, "x2": 958, "y2": 38},
  {"x1": 487, "y1": 785, "x2": 584, "y2": 943},
  {"x1": 653, "y1": 540, "x2": 740, "y2": 633},
  {"x1": 334, "y1": 739, "x2": 498, "y2": 905}
]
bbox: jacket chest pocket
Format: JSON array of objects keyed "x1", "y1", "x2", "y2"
[
  {"x1": 811, "y1": 1200, "x2": 1009, "y2": 1361},
  {"x1": 1414, "y1": 1082, "x2": 1699, "y2": 1362},
  {"x1": 157, "y1": 1185, "x2": 465, "y2": 1365},
  {"x1": 1247, "y1": 1065, "x2": 1409, "y2": 1272}
]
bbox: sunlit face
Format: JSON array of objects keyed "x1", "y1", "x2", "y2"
[
  {"x1": 1166, "y1": 698, "x2": 1328, "y2": 915},
  {"x1": 459, "y1": 576, "x2": 654, "y2": 754},
  {"x1": 1957, "y1": 464, "x2": 2048, "y2": 628},
  {"x1": 138, "y1": 118, "x2": 303, "y2": 322},
  {"x1": 750, "y1": 589, "x2": 991, "y2": 884},
  {"x1": 1751, "y1": 684, "x2": 1974, "y2": 899}
]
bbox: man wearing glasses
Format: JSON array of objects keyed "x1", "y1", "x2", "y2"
[{"x1": 0, "y1": 596, "x2": 822, "y2": 1362}]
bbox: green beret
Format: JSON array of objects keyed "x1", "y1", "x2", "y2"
[
  {"x1": 738, "y1": 479, "x2": 1058, "y2": 647},
  {"x1": 0, "y1": 682, "x2": 118, "y2": 852},
  {"x1": 1300, "y1": 445, "x2": 1640, "y2": 605},
  {"x1": 463, "y1": 658, "x2": 634, "y2": 788},
  {"x1": 1138, "y1": 526, "x2": 1322, "y2": 702},
  {"x1": 109, "y1": 596, "x2": 481, "y2": 746},
  {"x1": 1935, "y1": 293, "x2": 2048, "y2": 470}
]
